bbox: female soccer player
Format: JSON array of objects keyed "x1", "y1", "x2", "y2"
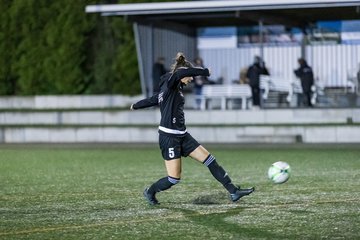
[{"x1": 131, "y1": 52, "x2": 254, "y2": 205}]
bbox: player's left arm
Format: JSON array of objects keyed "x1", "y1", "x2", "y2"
[
  {"x1": 131, "y1": 94, "x2": 159, "y2": 110},
  {"x1": 176, "y1": 67, "x2": 210, "y2": 79},
  {"x1": 168, "y1": 67, "x2": 210, "y2": 88}
]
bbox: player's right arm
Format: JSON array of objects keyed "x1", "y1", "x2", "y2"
[{"x1": 131, "y1": 94, "x2": 159, "y2": 110}]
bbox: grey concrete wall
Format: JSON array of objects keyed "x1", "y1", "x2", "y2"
[
  {"x1": 2, "y1": 127, "x2": 158, "y2": 143},
  {"x1": 1, "y1": 125, "x2": 360, "y2": 143},
  {"x1": 0, "y1": 94, "x2": 359, "y2": 143},
  {"x1": 0, "y1": 95, "x2": 143, "y2": 109},
  {"x1": 0, "y1": 108, "x2": 359, "y2": 125}
]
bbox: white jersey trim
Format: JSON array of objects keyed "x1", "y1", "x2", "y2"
[{"x1": 158, "y1": 126, "x2": 187, "y2": 135}]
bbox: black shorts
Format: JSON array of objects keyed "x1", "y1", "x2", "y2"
[{"x1": 159, "y1": 132, "x2": 200, "y2": 160}]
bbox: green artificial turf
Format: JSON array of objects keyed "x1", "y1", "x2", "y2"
[{"x1": 0, "y1": 144, "x2": 359, "y2": 239}]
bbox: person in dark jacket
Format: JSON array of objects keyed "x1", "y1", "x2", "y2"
[
  {"x1": 152, "y1": 57, "x2": 167, "y2": 94},
  {"x1": 246, "y1": 56, "x2": 270, "y2": 108},
  {"x1": 193, "y1": 57, "x2": 207, "y2": 109},
  {"x1": 294, "y1": 58, "x2": 314, "y2": 107},
  {"x1": 131, "y1": 52, "x2": 254, "y2": 205},
  {"x1": 356, "y1": 62, "x2": 360, "y2": 94}
]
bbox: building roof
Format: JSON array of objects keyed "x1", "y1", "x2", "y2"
[{"x1": 86, "y1": 0, "x2": 360, "y2": 28}]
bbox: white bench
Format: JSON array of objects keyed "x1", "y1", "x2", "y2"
[
  {"x1": 260, "y1": 75, "x2": 319, "y2": 105},
  {"x1": 199, "y1": 84, "x2": 252, "y2": 110},
  {"x1": 261, "y1": 75, "x2": 303, "y2": 103}
]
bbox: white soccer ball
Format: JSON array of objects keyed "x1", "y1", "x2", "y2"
[{"x1": 268, "y1": 161, "x2": 291, "y2": 184}]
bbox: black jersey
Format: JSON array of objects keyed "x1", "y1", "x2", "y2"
[{"x1": 133, "y1": 67, "x2": 210, "y2": 136}]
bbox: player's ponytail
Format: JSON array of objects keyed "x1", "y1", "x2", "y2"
[
  {"x1": 176, "y1": 52, "x2": 186, "y2": 65},
  {"x1": 171, "y1": 52, "x2": 193, "y2": 73}
]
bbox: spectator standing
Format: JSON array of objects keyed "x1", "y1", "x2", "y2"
[
  {"x1": 294, "y1": 58, "x2": 314, "y2": 107},
  {"x1": 246, "y1": 56, "x2": 269, "y2": 108},
  {"x1": 152, "y1": 57, "x2": 167, "y2": 94},
  {"x1": 357, "y1": 62, "x2": 360, "y2": 94},
  {"x1": 193, "y1": 57, "x2": 207, "y2": 109}
]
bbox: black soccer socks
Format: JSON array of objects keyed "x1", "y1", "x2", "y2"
[
  {"x1": 203, "y1": 154, "x2": 237, "y2": 194},
  {"x1": 147, "y1": 176, "x2": 180, "y2": 195}
]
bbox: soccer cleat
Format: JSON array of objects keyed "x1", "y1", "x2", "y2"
[
  {"x1": 143, "y1": 188, "x2": 159, "y2": 205},
  {"x1": 230, "y1": 187, "x2": 255, "y2": 202}
]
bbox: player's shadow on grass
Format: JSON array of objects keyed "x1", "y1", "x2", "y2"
[
  {"x1": 191, "y1": 192, "x2": 225, "y2": 205},
  {"x1": 172, "y1": 207, "x2": 283, "y2": 239}
]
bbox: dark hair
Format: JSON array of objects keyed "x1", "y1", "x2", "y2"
[
  {"x1": 170, "y1": 52, "x2": 193, "y2": 73},
  {"x1": 254, "y1": 55, "x2": 261, "y2": 63},
  {"x1": 298, "y1": 58, "x2": 307, "y2": 65}
]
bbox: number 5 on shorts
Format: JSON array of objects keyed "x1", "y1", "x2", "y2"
[{"x1": 168, "y1": 147, "x2": 174, "y2": 158}]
